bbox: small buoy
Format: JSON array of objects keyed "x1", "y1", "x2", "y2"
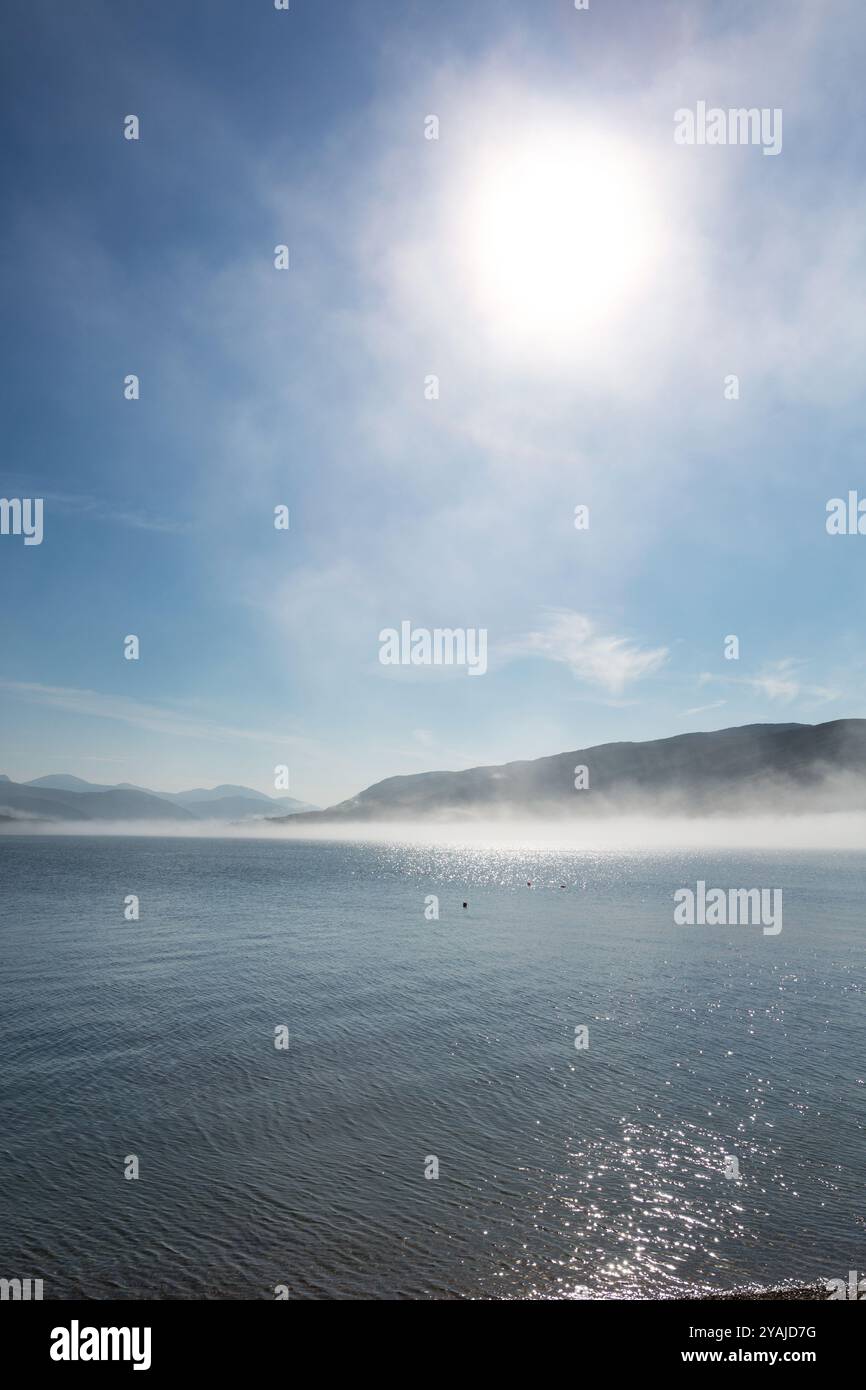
[{"x1": 462, "y1": 902, "x2": 468, "y2": 909}]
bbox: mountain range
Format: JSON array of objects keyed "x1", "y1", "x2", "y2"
[
  {"x1": 0, "y1": 775, "x2": 317, "y2": 824},
  {"x1": 276, "y1": 720, "x2": 866, "y2": 823},
  {"x1": 4, "y1": 721, "x2": 865, "y2": 827}
]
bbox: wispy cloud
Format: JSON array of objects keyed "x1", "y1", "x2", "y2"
[
  {"x1": 42, "y1": 494, "x2": 194, "y2": 535},
  {"x1": 0, "y1": 480, "x2": 192, "y2": 535},
  {"x1": 699, "y1": 661, "x2": 839, "y2": 706},
  {"x1": 0, "y1": 680, "x2": 312, "y2": 750},
  {"x1": 503, "y1": 610, "x2": 669, "y2": 696}
]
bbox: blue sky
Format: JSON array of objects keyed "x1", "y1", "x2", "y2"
[{"x1": 1, "y1": 0, "x2": 865, "y2": 807}]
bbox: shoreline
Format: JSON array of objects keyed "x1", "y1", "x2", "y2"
[{"x1": 692, "y1": 1285, "x2": 826, "y2": 1302}]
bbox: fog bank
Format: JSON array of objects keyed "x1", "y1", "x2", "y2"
[{"x1": 3, "y1": 812, "x2": 866, "y2": 851}]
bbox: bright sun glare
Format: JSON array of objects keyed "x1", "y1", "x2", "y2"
[{"x1": 464, "y1": 127, "x2": 661, "y2": 351}]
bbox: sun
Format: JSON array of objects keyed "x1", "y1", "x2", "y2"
[{"x1": 460, "y1": 125, "x2": 662, "y2": 354}]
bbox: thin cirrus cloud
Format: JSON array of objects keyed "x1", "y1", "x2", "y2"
[
  {"x1": 44, "y1": 494, "x2": 195, "y2": 536},
  {"x1": 682, "y1": 699, "x2": 728, "y2": 717},
  {"x1": 0, "y1": 680, "x2": 314, "y2": 752},
  {"x1": 698, "y1": 661, "x2": 839, "y2": 706},
  {"x1": 501, "y1": 610, "x2": 669, "y2": 697},
  {"x1": 0, "y1": 483, "x2": 193, "y2": 536}
]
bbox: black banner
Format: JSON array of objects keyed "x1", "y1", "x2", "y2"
[{"x1": 1, "y1": 1296, "x2": 857, "y2": 1376}]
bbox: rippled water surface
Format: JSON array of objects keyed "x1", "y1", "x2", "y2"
[{"x1": 1, "y1": 834, "x2": 864, "y2": 1299}]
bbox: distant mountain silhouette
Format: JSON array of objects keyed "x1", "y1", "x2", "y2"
[
  {"x1": 0, "y1": 776, "x2": 317, "y2": 823},
  {"x1": 276, "y1": 720, "x2": 866, "y2": 823},
  {"x1": 7, "y1": 723, "x2": 865, "y2": 827},
  {"x1": 26, "y1": 774, "x2": 115, "y2": 793},
  {"x1": 0, "y1": 782, "x2": 194, "y2": 823}
]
